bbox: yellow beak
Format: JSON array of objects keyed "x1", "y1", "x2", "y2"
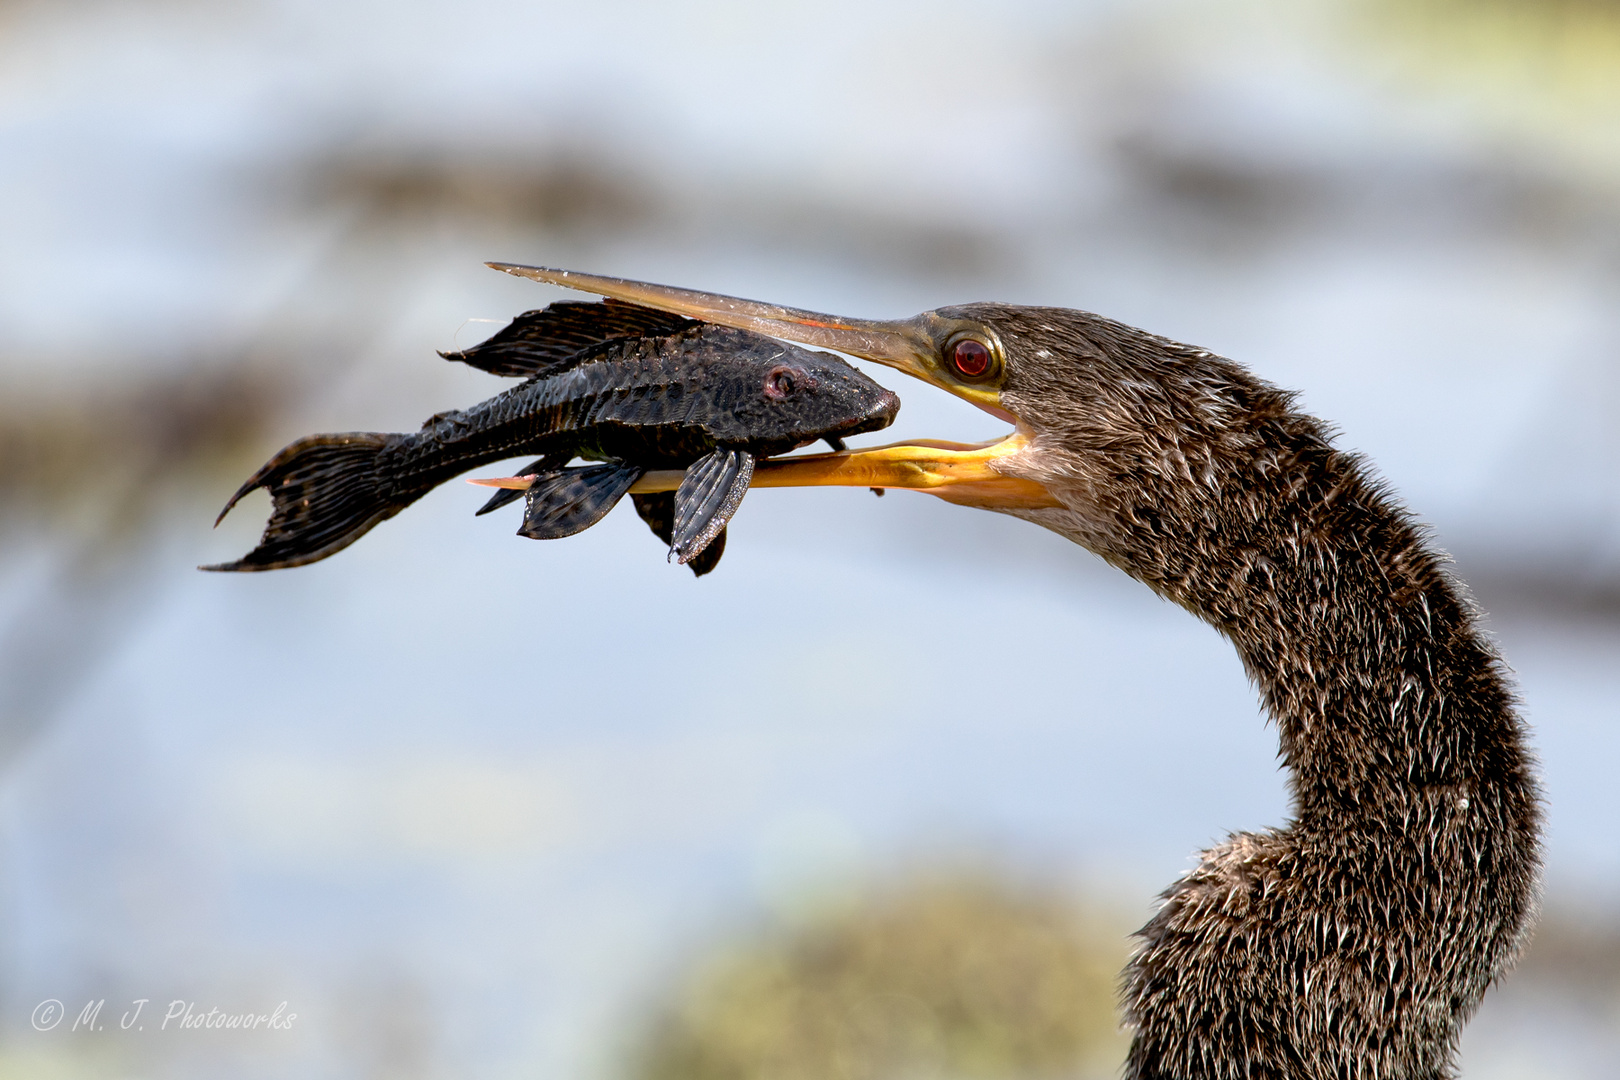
[{"x1": 480, "y1": 263, "x2": 1058, "y2": 510}]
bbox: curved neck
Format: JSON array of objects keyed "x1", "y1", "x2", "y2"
[
  {"x1": 994, "y1": 326, "x2": 1542, "y2": 1076},
  {"x1": 1124, "y1": 439, "x2": 1534, "y2": 832},
  {"x1": 1220, "y1": 511, "x2": 1513, "y2": 820}
]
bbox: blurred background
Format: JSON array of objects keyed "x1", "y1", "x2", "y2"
[{"x1": 2, "y1": 0, "x2": 1618, "y2": 1077}]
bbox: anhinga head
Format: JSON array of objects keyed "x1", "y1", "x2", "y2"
[{"x1": 488, "y1": 263, "x2": 1299, "y2": 586}]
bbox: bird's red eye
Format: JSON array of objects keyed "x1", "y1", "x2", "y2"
[
  {"x1": 763, "y1": 366, "x2": 802, "y2": 400},
  {"x1": 949, "y1": 338, "x2": 992, "y2": 379}
]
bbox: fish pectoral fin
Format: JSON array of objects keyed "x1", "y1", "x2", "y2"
[
  {"x1": 633, "y1": 491, "x2": 726, "y2": 576},
  {"x1": 475, "y1": 452, "x2": 572, "y2": 516},
  {"x1": 670, "y1": 448, "x2": 754, "y2": 564},
  {"x1": 518, "y1": 462, "x2": 642, "y2": 540}
]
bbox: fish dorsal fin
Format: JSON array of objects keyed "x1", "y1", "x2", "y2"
[
  {"x1": 442, "y1": 300, "x2": 698, "y2": 379},
  {"x1": 670, "y1": 448, "x2": 754, "y2": 564},
  {"x1": 631, "y1": 492, "x2": 726, "y2": 577},
  {"x1": 518, "y1": 462, "x2": 642, "y2": 540}
]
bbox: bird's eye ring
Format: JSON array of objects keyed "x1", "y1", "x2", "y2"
[
  {"x1": 947, "y1": 336, "x2": 996, "y2": 381},
  {"x1": 763, "y1": 365, "x2": 804, "y2": 401}
]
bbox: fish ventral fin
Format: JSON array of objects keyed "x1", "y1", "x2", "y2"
[
  {"x1": 518, "y1": 462, "x2": 643, "y2": 540},
  {"x1": 475, "y1": 451, "x2": 573, "y2": 516},
  {"x1": 670, "y1": 448, "x2": 754, "y2": 564},
  {"x1": 441, "y1": 299, "x2": 698, "y2": 379},
  {"x1": 631, "y1": 492, "x2": 726, "y2": 577}
]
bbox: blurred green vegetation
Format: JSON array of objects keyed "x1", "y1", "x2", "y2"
[
  {"x1": 629, "y1": 872, "x2": 1131, "y2": 1080},
  {"x1": 0, "y1": 1050, "x2": 120, "y2": 1080},
  {"x1": 1358, "y1": 0, "x2": 1620, "y2": 162}
]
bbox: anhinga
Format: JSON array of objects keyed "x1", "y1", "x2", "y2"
[{"x1": 491, "y1": 264, "x2": 1542, "y2": 1080}]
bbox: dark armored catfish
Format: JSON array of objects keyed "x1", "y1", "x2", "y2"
[{"x1": 205, "y1": 300, "x2": 900, "y2": 573}]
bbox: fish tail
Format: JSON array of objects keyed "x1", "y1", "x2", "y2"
[{"x1": 203, "y1": 432, "x2": 425, "y2": 571}]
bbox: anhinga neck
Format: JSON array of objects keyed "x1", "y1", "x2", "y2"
[
  {"x1": 989, "y1": 319, "x2": 1541, "y2": 1076},
  {"x1": 1164, "y1": 444, "x2": 1530, "y2": 830}
]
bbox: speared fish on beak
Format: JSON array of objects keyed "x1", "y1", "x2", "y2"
[
  {"x1": 205, "y1": 301, "x2": 899, "y2": 574},
  {"x1": 487, "y1": 264, "x2": 1060, "y2": 512}
]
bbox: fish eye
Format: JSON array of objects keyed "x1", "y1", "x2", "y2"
[
  {"x1": 946, "y1": 336, "x2": 996, "y2": 381},
  {"x1": 763, "y1": 365, "x2": 805, "y2": 401}
]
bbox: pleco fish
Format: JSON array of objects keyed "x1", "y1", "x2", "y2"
[{"x1": 205, "y1": 299, "x2": 900, "y2": 575}]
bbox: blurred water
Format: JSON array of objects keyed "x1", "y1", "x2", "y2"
[{"x1": 2, "y1": 1, "x2": 1618, "y2": 1077}]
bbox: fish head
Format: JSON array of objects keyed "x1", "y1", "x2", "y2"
[{"x1": 698, "y1": 327, "x2": 900, "y2": 454}]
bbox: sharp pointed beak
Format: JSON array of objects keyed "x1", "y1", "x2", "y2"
[
  {"x1": 487, "y1": 263, "x2": 1057, "y2": 510},
  {"x1": 489, "y1": 263, "x2": 1014, "y2": 420}
]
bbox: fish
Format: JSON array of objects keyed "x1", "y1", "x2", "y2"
[{"x1": 204, "y1": 299, "x2": 901, "y2": 574}]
